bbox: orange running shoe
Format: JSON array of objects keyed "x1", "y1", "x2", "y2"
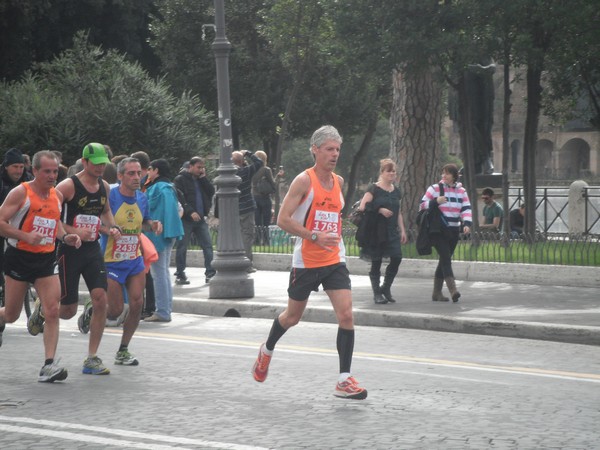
[
  {"x1": 252, "y1": 343, "x2": 272, "y2": 382},
  {"x1": 334, "y1": 376, "x2": 368, "y2": 400}
]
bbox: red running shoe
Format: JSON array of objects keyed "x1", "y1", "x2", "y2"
[
  {"x1": 252, "y1": 343, "x2": 272, "y2": 382},
  {"x1": 334, "y1": 376, "x2": 368, "y2": 400}
]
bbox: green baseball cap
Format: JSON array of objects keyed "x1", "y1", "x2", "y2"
[{"x1": 82, "y1": 143, "x2": 110, "y2": 165}]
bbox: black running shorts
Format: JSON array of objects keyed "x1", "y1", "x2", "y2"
[
  {"x1": 287, "y1": 263, "x2": 351, "y2": 301},
  {"x1": 4, "y1": 246, "x2": 58, "y2": 283},
  {"x1": 57, "y1": 242, "x2": 107, "y2": 305}
]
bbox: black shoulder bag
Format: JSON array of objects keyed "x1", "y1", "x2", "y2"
[{"x1": 416, "y1": 183, "x2": 444, "y2": 256}]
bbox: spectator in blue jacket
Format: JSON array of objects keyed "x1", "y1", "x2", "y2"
[{"x1": 143, "y1": 159, "x2": 184, "y2": 322}]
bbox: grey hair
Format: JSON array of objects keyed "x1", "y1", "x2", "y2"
[
  {"x1": 117, "y1": 157, "x2": 140, "y2": 174},
  {"x1": 310, "y1": 125, "x2": 342, "y2": 150},
  {"x1": 32, "y1": 150, "x2": 59, "y2": 170}
]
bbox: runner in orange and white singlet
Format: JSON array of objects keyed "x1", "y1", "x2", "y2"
[
  {"x1": 0, "y1": 150, "x2": 81, "y2": 383},
  {"x1": 6, "y1": 182, "x2": 61, "y2": 253},
  {"x1": 251, "y1": 125, "x2": 367, "y2": 400},
  {"x1": 290, "y1": 167, "x2": 346, "y2": 269}
]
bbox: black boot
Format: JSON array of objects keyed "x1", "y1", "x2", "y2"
[
  {"x1": 369, "y1": 275, "x2": 387, "y2": 304},
  {"x1": 381, "y1": 264, "x2": 398, "y2": 303},
  {"x1": 380, "y1": 277, "x2": 396, "y2": 303}
]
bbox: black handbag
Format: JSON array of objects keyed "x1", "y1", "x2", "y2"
[
  {"x1": 348, "y1": 201, "x2": 364, "y2": 226},
  {"x1": 416, "y1": 209, "x2": 433, "y2": 255},
  {"x1": 416, "y1": 183, "x2": 445, "y2": 256}
]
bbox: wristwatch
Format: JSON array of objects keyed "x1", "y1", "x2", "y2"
[{"x1": 310, "y1": 233, "x2": 318, "y2": 242}]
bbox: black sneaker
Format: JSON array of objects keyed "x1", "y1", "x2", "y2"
[
  {"x1": 0, "y1": 322, "x2": 5, "y2": 348},
  {"x1": 175, "y1": 276, "x2": 190, "y2": 285},
  {"x1": 38, "y1": 360, "x2": 68, "y2": 383}
]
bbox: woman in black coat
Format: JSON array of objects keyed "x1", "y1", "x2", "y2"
[{"x1": 356, "y1": 159, "x2": 407, "y2": 304}]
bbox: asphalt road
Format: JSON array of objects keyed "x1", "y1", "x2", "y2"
[{"x1": 1, "y1": 312, "x2": 600, "y2": 449}]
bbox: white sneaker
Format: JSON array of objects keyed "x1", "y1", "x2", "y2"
[{"x1": 106, "y1": 304, "x2": 129, "y2": 327}]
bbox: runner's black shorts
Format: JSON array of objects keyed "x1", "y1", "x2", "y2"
[
  {"x1": 57, "y1": 241, "x2": 107, "y2": 305},
  {"x1": 287, "y1": 263, "x2": 351, "y2": 301},
  {"x1": 4, "y1": 246, "x2": 58, "y2": 283}
]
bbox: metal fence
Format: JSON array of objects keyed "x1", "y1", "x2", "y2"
[
  {"x1": 203, "y1": 225, "x2": 600, "y2": 267},
  {"x1": 508, "y1": 186, "x2": 600, "y2": 234}
]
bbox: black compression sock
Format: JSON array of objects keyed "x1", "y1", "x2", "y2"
[
  {"x1": 337, "y1": 328, "x2": 355, "y2": 374},
  {"x1": 265, "y1": 317, "x2": 287, "y2": 351}
]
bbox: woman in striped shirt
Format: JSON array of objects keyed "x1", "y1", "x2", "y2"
[{"x1": 420, "y1": 164, "x2": 472, "y2": 302}]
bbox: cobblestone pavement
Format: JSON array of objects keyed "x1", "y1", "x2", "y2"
[{"x1": 1, "y1": 312, "x2": 599, "y2": 449}]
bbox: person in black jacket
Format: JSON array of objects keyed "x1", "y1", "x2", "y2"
[
  {"x1": 173, "y1": 157, "x2": 215, "y2": 284},
  {"x1": 232, "y1": 150, "x2": 263, "y2": 272},
  {"x1": 356, "y1": 159, "x2": 407, "y2": 304},
  {"x1": 251, "y1": 151, "x2": 278, "y2": 246}
]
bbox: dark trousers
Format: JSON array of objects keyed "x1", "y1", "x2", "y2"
[
  {"x1": 430, "y1": 227, "x2": 460, "y2": 278},
  {"x1": 0, "y1": 237, "x2": 4, "y2": 287},
  {"x1": 254, "y1": 195, "x2": 272, "y2": 245},
  {"x1": 176, "y1": 219, "x2": 215, "y2": 278},
  {"x1": 143, "y1": 272, "x2": 156, "y2": 315},
  {"x1": 369, "y1": 256, "x2": 402, "y2": 279}
]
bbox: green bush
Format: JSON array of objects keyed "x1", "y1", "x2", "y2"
[{"x1": 0, "y1": 31, "x2": 216, "y2": 164}]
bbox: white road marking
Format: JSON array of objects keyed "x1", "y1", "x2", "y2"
[{"x1": 0, "y1": 416, "x2": 270, "y2": 450}]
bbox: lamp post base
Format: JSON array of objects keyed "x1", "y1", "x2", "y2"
[{"x1": 209, "y1": 253, "x2": 255, "y2": 299}]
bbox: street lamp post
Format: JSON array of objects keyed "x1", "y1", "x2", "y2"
[{"x1": 208, "y1": 0, "x2": 254, "y2": 298}]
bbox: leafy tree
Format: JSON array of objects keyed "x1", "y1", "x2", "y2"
[
  {"x1": 541, "y1": 1, "x2": 600, "y2": 128},
  {"x1": 0, "y1": 32, "x2": 216, "y2": 165},
  {"x1": 256, "y1": 0, "x2": 333, "y2": 170},
  {"x1": 152, "y1": 0, "x2": 391, "y2": 218},
  {"x1": 0, "y1": 0, "x2": 159, "y2": 81},
  {"x1": 507, "y1": 0, "x2": 575, "y2": 235},
  {"x1": 335, "y1": 1, "x2": 452, "y2": 228},
  {"x1": 151, "y1": 0, "x2": 288, "y2": 157}
]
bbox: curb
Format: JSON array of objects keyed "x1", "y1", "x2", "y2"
[
  {"x1": 180, "y1": 251, "x2": 600, "y2": 289},
  {"x1": 172, "y1": 297, "x2": 600, "y2": 347}
]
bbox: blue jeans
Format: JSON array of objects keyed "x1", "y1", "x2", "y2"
[
  {"x1": 176, "y1": 219, "x2": 215, "y2": 278},
  {"x1": 150, "y1": 239, "x2": 175, "y2": 320}
]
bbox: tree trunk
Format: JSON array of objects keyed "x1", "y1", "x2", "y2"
[
  {"x1": 343, "y1": 113, "x2": 378, "y2": 214},
  {"x1": 390, "y1": 68, "x2": 444, "y2": 231},
  {"x1": 523, "y1": 65, "x2": 543, "y2": 237},
  {"x1": 274, "y1": 79, "x2": 301, "y2": 171},
  {"x1": 455, "y1": 75, "x2": 479, "y2": 235},
  {"x1": 501, "y1": 59, "x2": 512, "y2": 238}
]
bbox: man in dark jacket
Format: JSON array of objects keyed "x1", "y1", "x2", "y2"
[
  {"x1": 232, "y1": 150, "x2": 263, "y2": 272},
  {"x1": 0, "y1": 148, "x2": 33, "y2": 290},
  {"x1": 173, "y1": 157, "x2": 215, "y2": 284}
]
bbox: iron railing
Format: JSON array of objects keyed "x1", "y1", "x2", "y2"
[
  {"x1": 508, "y1": 186, "x2": 600, "y2": 235},
  {"x1": 201, "y1": 225, "x2": 600, "y2": 267}
]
